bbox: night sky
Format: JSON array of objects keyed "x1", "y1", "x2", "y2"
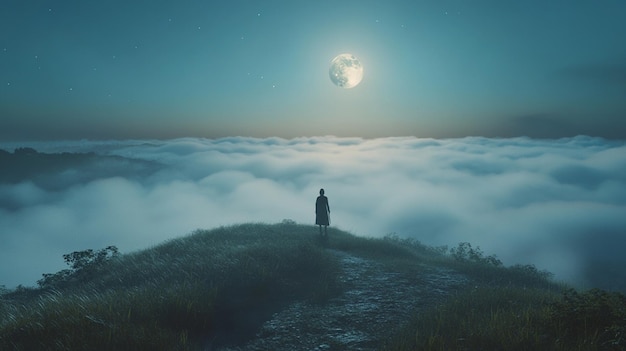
[
  {"x1": 1, "y1": 1, "x2": 626, "y2": 291},
  {"x1": 2, "y1": 0, "x2": 625, "y2": 141}
]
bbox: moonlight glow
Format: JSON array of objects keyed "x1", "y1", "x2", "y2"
[{"x1": 329, "y1": 53, "x2": 364, "y2": 89}]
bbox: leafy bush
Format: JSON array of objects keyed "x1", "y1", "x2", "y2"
[
  {"x1": 446, "y1": 242, "x2": 559, "y2": 290},
  {"x1": 37, "y1": 246, "x2": 119, "y2": 288},
  {"x1": 450, "y1": 242, "x2": 503, "y2": 266}
]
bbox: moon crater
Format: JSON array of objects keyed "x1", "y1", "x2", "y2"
[{"x1": 329, "y1": 53, "x2": 363, "y2": 89}]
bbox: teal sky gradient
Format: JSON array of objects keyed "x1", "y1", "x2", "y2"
[{"x1": 1, "y1": 0, "x2": 625, "y2": 140}]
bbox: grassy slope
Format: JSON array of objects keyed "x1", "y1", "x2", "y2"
[
  {"x1": 1, "y1": 223, "x2": 344, "y2": 350},
  {"x1": 1, "y1": 223, "x2": 624, "y2": 350}
]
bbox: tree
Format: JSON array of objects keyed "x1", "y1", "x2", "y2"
[{"x1": 38, "y1": 246, "x2": 119, "y2": 288}]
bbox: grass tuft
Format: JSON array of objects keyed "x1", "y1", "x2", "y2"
[{"x1": 383, "y1": 286, "x2": 559, "y2": 351}]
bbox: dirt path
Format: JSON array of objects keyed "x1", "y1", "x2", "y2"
[{"x1": 218, "y1": 250, "x2": 468, "y2": 351}]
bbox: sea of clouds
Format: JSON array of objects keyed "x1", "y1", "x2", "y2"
[{"x1": 1, "y1": 136, "x2": 625, "y2": 290}]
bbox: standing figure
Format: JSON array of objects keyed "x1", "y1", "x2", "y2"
[{"x1": 315, "y1": 188, "x2": 330, "y2": 236}]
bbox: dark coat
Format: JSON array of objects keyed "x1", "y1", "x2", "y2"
[{"x1": 315, "y1": 195, "x2": 330, "y2": 225}]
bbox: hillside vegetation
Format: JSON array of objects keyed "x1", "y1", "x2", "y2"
[{"x1": 1, "y1": 222, "x2": 625, "y2": 350}]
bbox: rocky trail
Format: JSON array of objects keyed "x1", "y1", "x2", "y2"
[{"x1": 218, "y1": 250, "x2": 468, "y2": 351}]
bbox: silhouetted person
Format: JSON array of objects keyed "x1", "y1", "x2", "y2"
[{"x1": 315, "y1": 188, "x2": 330, "y2": 236}]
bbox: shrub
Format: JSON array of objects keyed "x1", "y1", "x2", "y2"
[
  {"x1": 450, "y1": 242, "x2": 502, "y2": 267},
  {"x1": 37, "y1": 246, "x2": 119, "y2": 288}
]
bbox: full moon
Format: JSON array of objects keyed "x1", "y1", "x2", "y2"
[{"x1": 329, "y1": 53, "x2": 363, "y2": 89}]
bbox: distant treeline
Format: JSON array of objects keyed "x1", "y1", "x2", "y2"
[
  {"x1": 0, "y1": 147, "x2": 162, "y2": 189},
  {"x1": 0, "y1": 147, "x2": 98, "y2": 183}
]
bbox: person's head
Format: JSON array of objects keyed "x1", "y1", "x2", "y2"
[{"x1": 319, "y1": 188, "x2": 325, "y2": 195}]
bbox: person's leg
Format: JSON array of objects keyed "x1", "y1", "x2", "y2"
[
  {"x1": 318, "y1": 224, "x2": 322, "y2": 235},
  {"x1": 324, "y1": 225, "x2": 328, "y2": 236}
]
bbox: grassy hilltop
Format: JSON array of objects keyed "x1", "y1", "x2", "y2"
[{"x1": 1, "y1": 222, "x2": 625, "y2": 350}]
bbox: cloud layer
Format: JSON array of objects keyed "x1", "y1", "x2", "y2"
[{"x1": 1, "y1": 136, "x2": 625, "y2": 290}]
